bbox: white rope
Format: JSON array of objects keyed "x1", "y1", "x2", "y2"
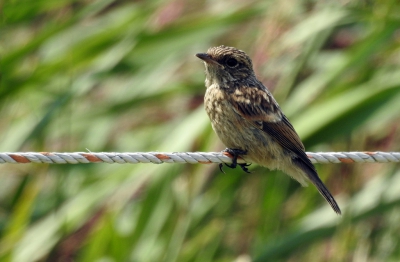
[{"x1": 0, "y1": 151, "x2": 399, "y2": 164}]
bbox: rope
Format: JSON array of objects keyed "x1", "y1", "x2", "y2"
[{"x1": 0, "y1": 151, "x2": 399, "y2": 165}]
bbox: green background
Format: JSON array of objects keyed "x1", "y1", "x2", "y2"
[{"x1": 1, "y1": 0, "x2": 400, "y2": 261}]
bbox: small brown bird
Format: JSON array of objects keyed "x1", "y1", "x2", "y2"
[{"x1": 196, "y1": 45, "x2": 341, "y2": 214}]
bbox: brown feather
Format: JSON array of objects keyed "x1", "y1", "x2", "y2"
[
  {"x1": 227, "y1": 86, "x2": 342, "y2": 214},
  {"x1": 198, "y1": 45, "x2": 341, "y2": 214},
  {"x1": 227, "y1": 85, "x2": 311, "y2": 161}
]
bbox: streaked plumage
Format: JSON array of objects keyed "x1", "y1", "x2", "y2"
[{"x1": 196, "y1": 45, "x2": 341, "y2": 214}]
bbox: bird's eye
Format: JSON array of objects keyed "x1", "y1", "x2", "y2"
[{"x1": 226, "y1": 58, "x2": 238, "y2": 68}]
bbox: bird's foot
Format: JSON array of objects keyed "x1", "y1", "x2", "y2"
[
  {"x1": 238, "y1": 163, "x2": 252, "y2": 173},
  {"x1": 220, "y1": 148, "x2": 251, "y2": 174},
  {"x1": 218, "y1": 163, "x2": 226, "y2": 174}
]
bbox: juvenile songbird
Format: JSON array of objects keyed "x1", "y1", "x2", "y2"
[{"x1": 196, "y1": 45, "x2": 341, "y2": 214}]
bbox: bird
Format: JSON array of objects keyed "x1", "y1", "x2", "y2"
[{"x1": 196, "y1": 45, "x2": 341, "y2": 214}]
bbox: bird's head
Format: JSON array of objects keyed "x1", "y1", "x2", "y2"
[{"x1": 196, "y1": 45, "x2": 255, "y2": 87}]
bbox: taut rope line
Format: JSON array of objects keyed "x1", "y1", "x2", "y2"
[{"x1": 0, "y1": 151, "x2": 398, "y2": 165}]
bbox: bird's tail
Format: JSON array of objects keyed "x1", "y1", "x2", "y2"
[{"x1": 293, "y1": 158, "x2": 341, "y2": 215}]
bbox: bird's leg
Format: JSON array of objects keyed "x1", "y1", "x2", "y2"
[
  {"x1": 223, "y1": 148, "x2": 246, "y2": 168},
  {"x1": 221, "y1": 148, "x2": 251, "y2": 173}
]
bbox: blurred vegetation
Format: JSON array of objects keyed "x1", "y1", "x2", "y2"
[{"x1": 1, "y1": 0, "x2": 400, "y2": 261}]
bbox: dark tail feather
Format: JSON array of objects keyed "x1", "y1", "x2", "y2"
[{"x1": 293, "y1": 158, "x2": 342, "y2": 215}]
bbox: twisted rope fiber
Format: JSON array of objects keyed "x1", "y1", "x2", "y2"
[{"x1": 0, "y1": 151, "x2": 399, "y2": 165}]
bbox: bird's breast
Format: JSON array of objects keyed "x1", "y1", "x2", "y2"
[
  {"x1": 204, "y1": 84, "x2": 285, "y2": 167},
  {"x1": 204, "y1": 85, "x2": 256, "y2": 150}
]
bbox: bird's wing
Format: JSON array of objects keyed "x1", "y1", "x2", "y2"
[
  {"x1": 227, "y1": 85, "x2": 341, "y2": 214},
  {"x1": 226, "y1": 85, "x2": 314, "y2": 171}
]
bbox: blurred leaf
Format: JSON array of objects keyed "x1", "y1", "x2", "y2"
[
  {"x1": 294, "y1": 71, "x2": 400, "y2": 144},
  {"x1": 1, "y1": 0, "x2": 400, "y2": 261}
]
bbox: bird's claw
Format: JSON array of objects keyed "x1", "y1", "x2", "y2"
[
  {"x1": 220, "y1": 148, "x2": 251, "y2": 174},
  {"x1": 218, "y1": 163, "x2": 226, "y2": 174},
  {"x1": 238, "y1": 163, "x2": 251, "y2": 173}
]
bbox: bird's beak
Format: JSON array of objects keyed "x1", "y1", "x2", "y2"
[{"x1": 196, "y1": 53, "x2": 223, "y2": 68}]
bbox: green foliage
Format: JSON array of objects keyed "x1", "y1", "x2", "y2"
[{"x1": 1, "y1": 0, "x2": 400, "y2": 261}]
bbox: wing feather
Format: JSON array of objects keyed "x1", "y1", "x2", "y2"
[
  {"x1": 227, "y1": 86, "x2": 341, "y2": 214},
  {"x1": 227, "y1": 86, "x2": 314, "y2": 171}
]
